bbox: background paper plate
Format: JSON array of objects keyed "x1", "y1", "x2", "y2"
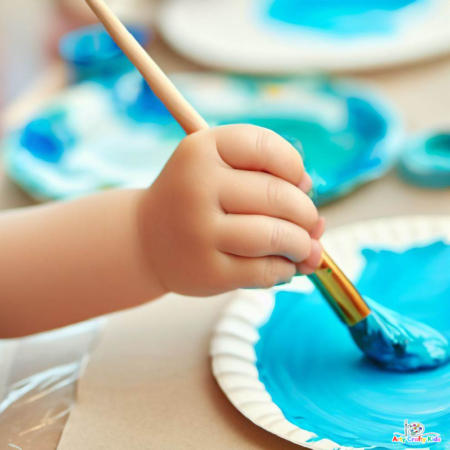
[
  {"x1": 3, "y1": 73, "x2": 402, "y2": 204},
  {"x1": 210, "y1": 215, "x2": 450, "y2": 449},
  {"x1": 159, "y1": 0, "x2": 450, "y2": 73},
  {"x1": 177, "y1": 74, "x2": 403, "y2": 206}
]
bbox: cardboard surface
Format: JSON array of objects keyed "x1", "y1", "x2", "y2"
[{"x1": 56, "y1": 294, "x2": 304, "y2": 449}]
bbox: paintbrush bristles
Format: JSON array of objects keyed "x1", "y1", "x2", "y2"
[{"x1": 85, "y1": 0, "x2": 209, "y2": 135}]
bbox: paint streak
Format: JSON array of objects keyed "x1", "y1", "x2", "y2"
[
  {"x1": 267, "y1": 0, "x2": 423, "y2": 36},
  {"x1": 255, "y1": 242, "x2": 450, "y2": 448}
]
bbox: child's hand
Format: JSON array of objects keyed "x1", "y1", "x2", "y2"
[{"x1": 138, "y1": 125, "x2": 324, "y2": 297}]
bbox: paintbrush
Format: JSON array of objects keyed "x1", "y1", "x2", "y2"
[
  {"x1": 85, "y1": 0, "x2": 449, "y2": 372},
  {"x1": 310, "y1": 250, "x2": 449, "y2": 371}
]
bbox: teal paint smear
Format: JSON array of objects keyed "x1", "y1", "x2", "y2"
[
  {"x1": 255, "y1": 241, "x2": 450, "y2": 448},
  {"x1": 221, "y1": 96, "x2": 388, "y2": 205},
  {"x1": 267, "y1": 0, "x2": 422, "y2": 36},
  {"x1": 398, "y1": 133, "x2": 450, "y2": 189}
]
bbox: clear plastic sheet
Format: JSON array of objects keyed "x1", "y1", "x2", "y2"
[{"x1": 0, "y1": 319, "x2": 106, "y2": 450}]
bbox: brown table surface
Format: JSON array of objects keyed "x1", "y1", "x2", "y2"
[{"x1": 1, "y1": 34, "x2": 450, "y2": 450}]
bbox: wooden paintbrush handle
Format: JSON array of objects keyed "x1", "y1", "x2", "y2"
[{"x1": 85, "y1": 0, "x2": 209, "y2": 135}]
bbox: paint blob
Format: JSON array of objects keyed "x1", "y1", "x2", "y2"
[
  {"x1": 267, "y1": 0, "x2": 423, "y2": 36},
  {"x1": 255, "y1": 241, "x2": 450, "y2": 448},
  {"x1": 350, "y1": 299, "x2": 450, "y2": 372},
  {"x1": 398, "y1": 133, "x2": 450, "y2": 188}
]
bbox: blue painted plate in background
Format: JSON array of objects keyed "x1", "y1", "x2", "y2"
[
  {"x1": 159, "y1": 0, "x2": 450, "y2": 73},
  {"x1": 177, "y1": 74, "x2": 404, "y2": 205},
  {"x1": 3, "y1": 73, "x2": 402, "y2": 204}
]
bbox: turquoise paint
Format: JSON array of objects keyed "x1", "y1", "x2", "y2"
[
  {"x1": 267, "y1": 0, "x2": 422, "y2": 36},
  {"x1": 116, "y1": 77, "x2": 175, "y2": 125},
  {"x1": 4, "y1": 75, "x2": 401, "y2": 202},
  {"x1": 398, "y1": 133, "x2": 450, "y2": 188},
  {"x1": 60, "y1": 24, "x2": 150, "y2": 83},
  {"x1": 20, "y1": 109, "x2": 76, "y2": 163},
  {"x1": 224, "y1": 96, "x2": 388, "y2": 206},
  {"x1": 255, "y1": 241, "x2": 450, "y2": 448}
]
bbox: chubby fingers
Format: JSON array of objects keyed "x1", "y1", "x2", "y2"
[
  {"x1": 214, "y1": 124, "x2": 307, "y2": 187},
  {"x1": 296, "y1": 217, "x2": 326, "y2": 274},
  {"x1": 311, "y1": 216, "x2": 326, "y2": 240},
  {"x1": 298, "y1": 172, "x2": 313, "y2": 194},
  {"x1": 218, "y1": 214, "x2": 312, "y2": 263},
  {"x1": 223, "y1": 254, "x2": 297, "y2": 289},
  {"x1": 219, "y1": 171, "x2": 319, "y2": 232},
  {"x1": 213, "y1": 124, "x2": 324, "y2": 281}
]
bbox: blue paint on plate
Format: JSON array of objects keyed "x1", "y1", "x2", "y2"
[
  {"x1": 267, "y1": 0, "x2": 424, "y2": 36},
  {"x1": 255, "y1": 241, "x2": 450, "y2": 448},
  {"x1": 20, "y1": 109, "x2": 76, "y2": 163},
  {"x1": 2, "y1": 75, "x2": 402, "y2": 202},
  {"x1": 60, "y1": 24, "x2": 151, "y2": 83}
]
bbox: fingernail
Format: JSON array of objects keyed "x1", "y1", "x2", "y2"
[
  {"x1": 311, "y1": 216, "x2": 326, "y2": 240},
  {"x1": 298, "y1": 173, "x2": 312, "y2": 193},
  {"x1": 297, "y1": 262, "x2": 316, "y2": 275},
  {"x1": 298, "y1": 240, "x2": 322, "y2": 275}
]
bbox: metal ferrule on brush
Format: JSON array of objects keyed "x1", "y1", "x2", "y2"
[{"x1": 309, "y1": 250, "x2": 371, "y2": 327}]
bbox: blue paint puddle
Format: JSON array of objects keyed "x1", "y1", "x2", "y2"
[
  {"x1": 20, "y1": 109, "x2": 76, "y2": 163},
  {"x1": 255, "y1": 242, "x2": 450, "y2": 448},
  {"x1": 267, "y1": 0, "x2": 422, "y2": 36}
]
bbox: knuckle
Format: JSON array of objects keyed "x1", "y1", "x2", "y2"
[
  {"x1": 178, "y1": 130, "x2": 211, "y2": 158},
  {"x1": 261, "y1": 258, "x2": 279, "y2": 288},
  {"x1": 270, "y1": 222, "x2": 284, "y2": 253},
  {"x1": 255, "y1": 128, "x2": 276, "y2": 159},
  {"x1": 266, "y1": 178, "x2": 285, "y2": 208}
]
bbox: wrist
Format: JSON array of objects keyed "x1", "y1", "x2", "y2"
[{"x1": 133, "y1": 188, "x2": 170, "y2": 298}]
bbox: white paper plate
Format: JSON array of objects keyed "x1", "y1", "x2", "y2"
[
  {"x1": 210, "y1": 215, "x2": 450, "y2": 449},
  {"x1": 159, "y1": 0, "x2": 450, "y2": 73}
]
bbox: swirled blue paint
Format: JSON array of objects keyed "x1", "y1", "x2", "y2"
[{"x1": 255, "y1": 241, "x2": 450, "y2": 448}]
